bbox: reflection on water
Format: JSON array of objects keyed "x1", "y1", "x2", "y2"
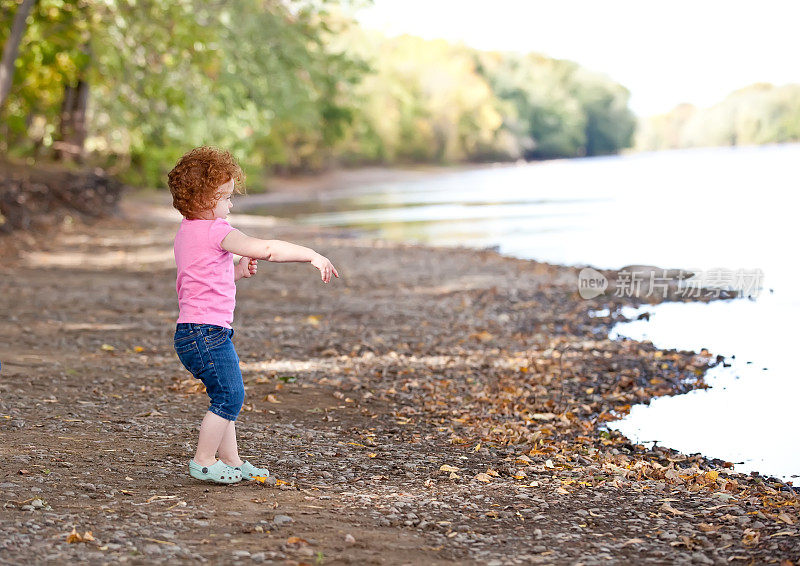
[{"x1": 244, "y1": 143, "x2": 799, "y2": 481}]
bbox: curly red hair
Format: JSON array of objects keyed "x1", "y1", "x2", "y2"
[{"x1": 167, "y1": 146, "x2": 246, "y2": 219}]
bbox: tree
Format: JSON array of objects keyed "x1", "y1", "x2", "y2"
[{"x1": 0, "y1": 0, "x2": 36, "y2": 109}]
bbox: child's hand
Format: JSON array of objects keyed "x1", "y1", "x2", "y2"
[
  {"x1": 311, "y1": 253, "x2": 339, "y2": 283},
  {"x1": 238, "y1": 256, "x2": 258, "y2": 278}
]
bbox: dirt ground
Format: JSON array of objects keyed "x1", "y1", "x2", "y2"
[{"x1": 0, "y1": 194, "x2": 798, "y2": 565}]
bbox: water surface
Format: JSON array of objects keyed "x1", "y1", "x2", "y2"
[{"x1": 243, "y1": 144, "x2": 799, "y2": 480}]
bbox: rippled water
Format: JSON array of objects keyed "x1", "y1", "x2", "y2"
[{"x1": 245, "y1": 144, "x2": 799, "y2": 481}]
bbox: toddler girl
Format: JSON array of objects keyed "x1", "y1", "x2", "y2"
[{"x1": 168, "y1": 146, "x2": 339, "y2": 484}]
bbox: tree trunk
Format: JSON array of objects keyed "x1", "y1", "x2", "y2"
[
  {"x1": 0, "y1": 0, "x2": 37, "y2": 108},
  {"x1": 54, "y1": 45, "x2": 91, "y2": 163}
]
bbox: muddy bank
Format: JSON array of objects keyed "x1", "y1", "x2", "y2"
[
  {"x1": 0, "y1": 195, "x2": 797, "y2": 565},
  {"x1": 0, "y1": 159, "x2": 124, "y2": 235}
]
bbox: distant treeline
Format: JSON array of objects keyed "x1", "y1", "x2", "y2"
[
  {"x1": 0, "y1": 0, "x2": 635, "y2": 188},
  {"x1": 636, "y1": 83, "x2": 800, "y2": 151}
]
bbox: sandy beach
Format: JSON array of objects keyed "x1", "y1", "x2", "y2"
[{"x1": 0, "y1": 188, "x2": 798, "y2": 565}]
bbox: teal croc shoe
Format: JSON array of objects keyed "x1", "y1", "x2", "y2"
[
  {"x1": 189, "y1": 459, "x2": 242, "y2": 484},
  {"x1": 236, "y1": 460, "x2": 270, "y2": 480}
]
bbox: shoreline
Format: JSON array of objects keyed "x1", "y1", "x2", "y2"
[{"x1": 0, "y1": 193, "x2": 797, "y2": 564}]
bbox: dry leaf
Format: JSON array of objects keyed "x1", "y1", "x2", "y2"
[
  {"x1": 742, "y1": 528, "x2": 760, "y2": 546},
  {"x1": 660, "y1": 502, "x2": 685, "y2": 515},
  {"x1": 556, "y1": 487, "x2": 569, "y2": 495},
  {"x1": 778, "y1": 513, "x2": 794, "y2": 525},
  {"x1": 265, "y1": 394, "x2": 281, "y2": 404},
  {"x1": 66, "y1": 527, "x2": 95, "y2": 543},
  {"x1": 475, "y1": 473, "x2": 492, "y2": 483},
  {"x1": 532, "y1": 413, "x2": 556, "y2": 421},
  {"x1": 439, "y1": 464, "x2": 460, "y2": 473},
  {"x1": 486, "y1": 468, "x2": 500, "y2": 477},
  {"x1": 470, "y1": 330, "x2": 494, "y2": 342}
]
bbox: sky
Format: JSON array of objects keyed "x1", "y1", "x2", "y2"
[{"x1": 353, "y1": 0, "x2": 800, "y2": 117}]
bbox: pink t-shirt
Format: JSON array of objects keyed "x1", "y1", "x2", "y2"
[{"x1": 174, "y1": 218, "x2": 239, "y2": 329}]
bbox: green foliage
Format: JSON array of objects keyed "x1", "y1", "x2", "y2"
[
  {"x1": 2, "y1": 0, "x2": 637, "y2": 188},
  {"x1": 636, "y1": 83, "x2": 800, "y2": 151},
  {"x1": 475, "y1": 51, "x2": 636, "y2": 159}
]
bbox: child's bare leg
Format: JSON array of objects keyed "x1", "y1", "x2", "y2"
[
  {"x1": 193, "y1": 411, "x2": 230, "y2": 466},
  {"x1": 218, "y1": 421, "x2": 244, "y2": 467}
]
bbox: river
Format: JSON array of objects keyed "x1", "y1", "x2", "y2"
[{"x1": 242, "y1": 144, "x2": 799, "y2": 482}]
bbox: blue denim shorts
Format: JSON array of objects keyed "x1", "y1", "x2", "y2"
[{"x1": 174, "y1": 323, "x2": 245, "y2": 422}]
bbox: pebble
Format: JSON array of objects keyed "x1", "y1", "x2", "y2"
[
  {"x1": 691, "y1": 552, "x2": 714, "y2": 565},
  {"x1": 144, "y1": 543, "x2": 165, "y2": 554},
  {"x1": 273, "y1": 514, "x2": 293, "y2": 526}
]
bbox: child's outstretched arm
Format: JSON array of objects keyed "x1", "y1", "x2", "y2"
[{"x1": 222, "y1": 231, "x2": 339, "y2": 283}]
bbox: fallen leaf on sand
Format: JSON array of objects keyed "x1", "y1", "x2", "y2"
[
  {"x1": 475, "y1": 473, "x2": 492, "y2": 483},
  {"x1": 439, "y1": 464, "x2": 459, "y2": 473},
  {"x1": 265, "y1": 394, "x2": 281, "y2": 404}
]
